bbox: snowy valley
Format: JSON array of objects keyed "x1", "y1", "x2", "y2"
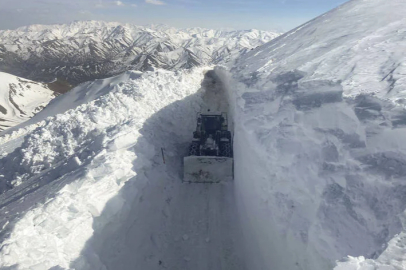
[{"x1": 1, "y1": 0, "x2": 406, "y2": 269}]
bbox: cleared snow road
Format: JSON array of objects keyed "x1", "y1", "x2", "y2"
[
  {"x1": 0, "y1": 68, "x2": 246, "y2": 270},
  {"x1": 75, "y1": 156, "x2": 245, "y2": 270},
  {"x1": 70, "y1": 70, "x2": 245, "y2": 270}
]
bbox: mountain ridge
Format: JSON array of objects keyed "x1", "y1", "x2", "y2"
[{"x1": 0, "y1": 20, "x2": 280, "y2": 85}]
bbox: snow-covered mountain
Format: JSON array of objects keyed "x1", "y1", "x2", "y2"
[
  {"x1": 0, "y1": 21, "x2": 279, "y2": 84},
  {"x1": 1, "y1": 0, "x2": 406, "y2": 270},
  {"x1": 228, "y1": 0, "x2": 406, "y2": 269},
  {"x1": 0, "y1": 72, "x2": 56, "y2": 131}
]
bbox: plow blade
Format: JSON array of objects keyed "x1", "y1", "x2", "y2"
[{"x1": 183, "y1": 156, "x2": 233, "y2": 183}]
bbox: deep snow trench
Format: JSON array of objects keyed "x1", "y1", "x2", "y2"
[
  {"x1": 1, "y1": 64, "x2": 406, "y2": 270},
  {"x1": 69, "y1": 70, "x2": 245, "y2": 270},
  {"x1": 0, "y1": 68, "x2": 246, "y2": 270}
]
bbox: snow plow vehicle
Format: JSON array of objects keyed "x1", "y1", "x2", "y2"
[{"x1": 183, "y1": 111, "x2": 233, "y2": 183}]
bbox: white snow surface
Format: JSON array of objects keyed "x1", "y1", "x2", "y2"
[
  {"x1": 233, "y1": 0, "x2": 406, "y2": 103},
  {"x1": 0, "y1": 67, "x2": 245, "y2": 269},
  {"x1": 2, "y1": 0, "x2": 406, "y2": 269},
  {"x1": 0, "y1": 72, "x2": 55, "y2": 131},
  {"x1": 0, "y1": 70, "x2": 143, "y2": 139},
  {"x1": 223, "y1": 0, "x2": 406, "y2": 269}
]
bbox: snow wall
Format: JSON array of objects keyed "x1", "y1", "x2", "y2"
[
  {"x1": 214, "y1": 66, "x2": 406, "y2": 269},
  {"x1": 211, "y1": 0, "x2": 406, "y2": 268},
  {"x1": 216, "y1": 67, "x2": 340, "y2": 269},
  {"x1": 214, "y1": 67, "x2": 322, "y2": 270}
]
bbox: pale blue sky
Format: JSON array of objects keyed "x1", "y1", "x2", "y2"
[{"x1": 0, "y1": 0, "x2": 347, "y2": 31}]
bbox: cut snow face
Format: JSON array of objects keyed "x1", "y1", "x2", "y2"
[
  {"x1": 0, "y1": 72, "x2": 55, "y2": 131},
  {"x1": 0, "y1": 68, "x2": 245, "y2": 269},
  {"x1": 223, "y1": 0, "x2": 406, "y2": 269}
]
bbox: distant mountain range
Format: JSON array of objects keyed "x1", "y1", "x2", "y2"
[{"x1": 0, "y1": 21, "x2": 280, "y2": 85}]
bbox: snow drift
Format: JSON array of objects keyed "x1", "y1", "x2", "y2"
[{"x1": 221, "y1": 0, "x2": 406, "y2": 269}]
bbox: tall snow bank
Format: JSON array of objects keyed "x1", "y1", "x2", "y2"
[
  {"x1": 0, "y1": 67, "x2": 208, "y2": 269},
  {"x1": 218, "y1": 0, "x2": 406, "y2": 269},
  {"x1": 0, "y1": 71, "x2": 142, "y2": 138}
]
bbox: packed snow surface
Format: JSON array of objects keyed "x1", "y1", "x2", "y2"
[
  {"x1": 224, "y1": 0, "x2": 406, "y2": 269},
  {"x1": 0, "y1": 72, "x2": 55, "y2": 131},
  {"x1": 0, "y1": 67, "x2": 245, "y2": 269}
]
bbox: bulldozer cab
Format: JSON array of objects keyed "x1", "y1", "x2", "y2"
[
  {"x1": 196, "y1": 112, "x2": 227, "y2": 134},
  {"x1": 202, "y1": 116, "x2": 222, "y2": 135},
  {"x1": 184, "y1": 111, "x2": 233, "y2": 183}
]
